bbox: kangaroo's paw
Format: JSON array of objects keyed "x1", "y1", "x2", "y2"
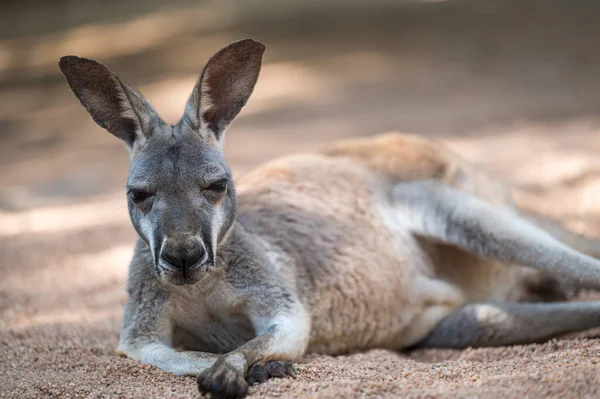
[
  {"x1": 246, "y1": 360, "x2": 297, "y2": 386},
  {"x1": 197, "y1": 360, "x2": 249, "y2": 399}
]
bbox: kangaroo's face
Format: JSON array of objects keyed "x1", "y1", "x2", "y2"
[
  {"x1": 59, "y1": 39, "x2": 265, "y2": 285},
  {"x1": 126, "y1": 126, "x2": 236, "y2": 285}
]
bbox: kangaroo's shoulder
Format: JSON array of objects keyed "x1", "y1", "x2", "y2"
[
  {"x1": 236, "y1": 152, "x2": 366, "y2": 189},
  {"x1": 235, "y1": 151, "x2": 375, "y2": 222}
]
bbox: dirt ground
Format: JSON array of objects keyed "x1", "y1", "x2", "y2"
[{"x1": 3, "y1": 1, "x2": 600, "y2": 398}]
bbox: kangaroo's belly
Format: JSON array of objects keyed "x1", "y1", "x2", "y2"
[
  {"x1": 302, "y1": 204, "x2": 466, "y2": 355},
  {"x1": 303, "y1": 202, "x2": 535, "y2": 354},
  {"x1": 305, "y1": 269, "x2": 465, "y2": 354}
]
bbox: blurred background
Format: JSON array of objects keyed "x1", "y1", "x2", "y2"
[{"x1": 3, "y1": 0, "x2": 600, "y2": 396}]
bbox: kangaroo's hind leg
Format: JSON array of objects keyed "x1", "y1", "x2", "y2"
[
  {"x1": 417, "y1": 302, "x2": 600, "y2": 348},
  {"x1": 393, "y1": 180, "x2": 600, "y2": 289}
]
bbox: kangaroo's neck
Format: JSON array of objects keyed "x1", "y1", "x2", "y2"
[{"x1": 216, "y1": 220, "x2": 268, "y2": 275}]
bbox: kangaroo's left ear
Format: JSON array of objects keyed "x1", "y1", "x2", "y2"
[
  {"x1": 59, "y1": 55, "x2": 162, "y2": 151},
  {"x1": 183, "y1": 39, "x2": 265, "y2": 145}
]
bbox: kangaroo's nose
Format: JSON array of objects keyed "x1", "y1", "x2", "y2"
[{"x1": 161, "y1": 244, "x2": 204, "y2": 270}]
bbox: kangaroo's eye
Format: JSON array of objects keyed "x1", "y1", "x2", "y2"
[
  {"x1": 130, "y1": 190, "x2": 153, "y2": 203},
  {"x1": 207, "y1": 179, "x2": 227, "y2": 192}
]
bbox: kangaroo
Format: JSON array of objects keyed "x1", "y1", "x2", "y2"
[{"x1": 59, "y1": 39, "x2": 600, "y2": 399}]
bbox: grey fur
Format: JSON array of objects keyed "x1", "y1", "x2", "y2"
[
  {"x1": 417, "y1": 302, "x2": 600, "y2": 348},
  {"x1": 59, "y1": 40, "x2": 600, "y2": 399},
  {"x1": 393, "y1": 180, "x2": 600, "y2": 288}
]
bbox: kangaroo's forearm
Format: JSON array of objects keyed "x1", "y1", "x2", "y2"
[{"x1": 137, "y1": 342, "x2": 218, "y2": 376}]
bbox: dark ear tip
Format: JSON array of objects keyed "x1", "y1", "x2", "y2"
[
  {"x1": 231, "y1": 38, "x2": 266, "y2": 56},
  {"x1": 58, "y1": 55, "x2": 104, "y2": 74},
  {"x1": 58, "y1": 55, "x2": 78, "y2": 71}
]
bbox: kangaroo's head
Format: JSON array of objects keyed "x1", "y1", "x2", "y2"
[{"x1": 59, "y1": 39, "x2": 265, "y2": 285}]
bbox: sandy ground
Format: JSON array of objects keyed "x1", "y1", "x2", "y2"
[{"x1": 3, "y1": 1, "x2": 600, "y2": 398}]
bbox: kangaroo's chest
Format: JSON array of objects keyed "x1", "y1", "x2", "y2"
[{"x1": 169, "y1": 290, "x2": 256, "y2": 354}]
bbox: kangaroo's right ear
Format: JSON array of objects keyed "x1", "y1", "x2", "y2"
[
  {"x1": 59, "y1": 56, "x2": 160, "y2": 149},
  {"x1": 183, "y1": 39, "x2": 265, "y2": 146}
]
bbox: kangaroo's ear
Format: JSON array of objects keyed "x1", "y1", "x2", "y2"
[
  {"x1": 59, "y1": 56, "x2": 161, "y2": 149},
  {"x1": 183, "y1": 39, "x2": 265, "y2": 145}
]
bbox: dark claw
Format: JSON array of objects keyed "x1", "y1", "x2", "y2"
[
  {"x1": 283, "y1": 362, "x2": 297, "y2": 378},
  {"x1": 247, "y1": 363, "x2": 268, "y2": 385},
  {"x1": 197, "y1": 373, "x2": 209, "y2": 394},
  {"x1": 224, "y1": 378, "x2": 247, "y2": 399},
  {"x1": 265, "y1": 361, "x2": 287, "y2": 378},
  {"x1": 244, "y1": 360, "x2": 298, "y2": 388},
  {"x1": 212, "y1": 373, "x2": 226, "y2": 394}
]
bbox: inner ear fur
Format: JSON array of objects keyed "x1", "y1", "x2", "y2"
[
  {"x1": 59, "y1": 56, "x2": 160, "y2": 148},
  {"x1": 185, "y1": 39, "x2": 265, "y2": 141}
]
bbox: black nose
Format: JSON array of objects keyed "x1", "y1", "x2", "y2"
[{"x1": 161, "y1": 245, "x2": 204, "y2": 270}]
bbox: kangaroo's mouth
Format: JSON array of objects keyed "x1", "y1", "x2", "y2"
[{"x1": 157, "y1": 260, "x2": 213, "y2": 286}]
